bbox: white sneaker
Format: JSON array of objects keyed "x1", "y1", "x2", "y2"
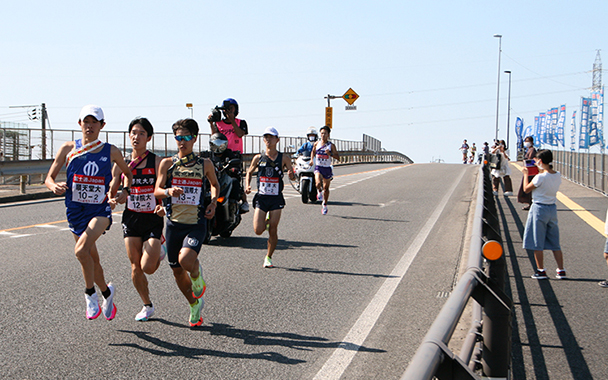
[
  {"x1": 85, "y1": 292, "x2": 101, "y2": 320},
  {"x1": 504, "y1": 191, "x2": 513, "y2": 196},
  {"x1": 135, "y1": 305, "x2": 155, "y2": 321},
  {"x1": 101, "y1": 283, "x2": 117, "y2": 320},
  {"x1": 160, "y1": 244, "x2": 167, "y2": 262},
  {"x1": 240, "y1": 202, "x2": 250, "y2": 214},
  {"x1": 264, "y1": 256, "x2": 274, "y2": 268}
]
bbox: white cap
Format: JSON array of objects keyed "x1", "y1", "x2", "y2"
[
  {"x1": 79, "y1": 105, "x2": 104, "y2": 121},
  {"x1": 263, "y1": 126, "x2": 279, "y2": 136}
]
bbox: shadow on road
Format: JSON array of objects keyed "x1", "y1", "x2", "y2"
[
  {"x1": 112, "y1": 321, "x2": 386, "y2": 363},
  {"x1": 282, "y1": 266, "x2": 398, "y2": 279}
]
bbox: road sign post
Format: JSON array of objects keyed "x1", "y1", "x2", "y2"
[{"x1": 324, "y1": 88, "x2": 359, "y2": 129}]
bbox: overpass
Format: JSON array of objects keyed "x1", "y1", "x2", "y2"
[{"x1": 0, "y1": 162, "x2": 607, "y2": 379}]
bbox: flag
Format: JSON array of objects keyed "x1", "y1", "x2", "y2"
[
  {"x1": 550, "y1": 107, "x2": 559, "y2": 146},
  {"x1": 534, "y1": 116, "x2": 540, "y2": 147},
  {"x1": 556, "y1": 105, "x2": 566, "y2": 147},
  {"x1": 515, "y1": 117, "x2": 524, "y2": 148},
  {"x1": 579, "y1": 97, "x2": 590, "y2": 149},
  {"x1": 540, "y1": 112, "x2": 547, "y2": 144},
  {"x1": 570, "y1": 110, "x2": 576, "y2": 151},
  {"x1": 590, "y1": 92, "x2": 600, "y2": 146},
  {"x1": 524, "y1": 125, "x2": 532, "y2": 141}
]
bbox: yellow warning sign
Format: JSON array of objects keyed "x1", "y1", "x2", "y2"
[{"x1": 342, "y1": 88, "x2": 359, "y2": 105}]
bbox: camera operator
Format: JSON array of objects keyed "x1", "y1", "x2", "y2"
[{"x1": 208, "y1": 98, "x2": 249, "y2": 213}]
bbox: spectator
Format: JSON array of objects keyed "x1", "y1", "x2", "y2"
[
  {"x1": 491, "y1": 140, "x2": 513, "y2": 196},
  {"x1": 517, "y1": 136, "x2": 537, "y2": 210}
]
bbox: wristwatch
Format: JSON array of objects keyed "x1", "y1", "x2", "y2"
[{"x1": 123, "y1": 187, "x2": 130, "y2": 195}]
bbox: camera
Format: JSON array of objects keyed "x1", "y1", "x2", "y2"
[{"x1": 209, "y1": 106, "x2": 224, "y2": 123}]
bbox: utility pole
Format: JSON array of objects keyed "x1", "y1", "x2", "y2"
[{"x1": 41, "y1": 103, "x2": 47, "y2": 159}]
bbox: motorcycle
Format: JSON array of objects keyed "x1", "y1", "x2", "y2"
[
  {"x1": 202, "y1": 155, "x2": 243, "y2": 243},
  {"x1": 290, "y1": 153, "x2": 318, "y2": 203}
]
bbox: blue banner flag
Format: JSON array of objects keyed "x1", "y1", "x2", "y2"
[
  {"x1": 550, "y1": 108, "x2": 559, "y2": 146},
  {"x1": 524, "y1": 125, "x2": 532, "y2": 142},
  {"x1": 515, "y1": 117, "x2": 524, "y2": 149},
  {"x1": 557, "y1": 105, "x2": 566, "y2": 147},
  {"x1": 540, "y1": 112, "x2": 547, "y2": 144},
  {"x1": 570, "y1": 110, "x2": 576, "y2": 151},
  {"x1": 579, "y1": 97, "x2": 590, "y2": 149},
  {"x1": 590, "y1": 92, "x2": 600, "y2": 146},
  {"x1": 534, "y1": 116, "x2": 540, "y2": 148}
]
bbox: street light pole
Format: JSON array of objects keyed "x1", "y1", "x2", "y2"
[
  {"x1": 504, "y1": 71, "x2": 512, "y2": 150},
  {"x1": 493, "y1": 34, "x2": 502, "y2": 142}
]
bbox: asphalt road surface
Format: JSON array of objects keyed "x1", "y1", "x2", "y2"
[{"x1": 0, "y1": 163, "x2": 479, "y2": 379}]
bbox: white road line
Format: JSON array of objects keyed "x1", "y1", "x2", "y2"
[{"x1": 313, "y1": 168, "x2": 466, "y2": 380}]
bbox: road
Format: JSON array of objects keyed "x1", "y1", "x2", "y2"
[{"x1": 0, "y1": 163, "x2": 479, "y2": 379}]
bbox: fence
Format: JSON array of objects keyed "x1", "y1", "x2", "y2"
[
  {"x1": 0, "y1": 127, "x2": 367, "y2": 161},
  {"x1": 553, "y1": 149, "x2": 608, "y2": 195},
  {"x1": 402, "y1": 162, "x2": 512, "y2": 379}
]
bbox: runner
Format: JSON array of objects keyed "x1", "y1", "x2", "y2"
[
  {"x1": 245, "y1": 126, "x2": 295, "y2": 268},
  {"x1": 45, "y1": 105, "x2": 133, "y2": 320},
  {"x1": 310, "y1": 125, "x2": 340, "y2": 215},
  {"x1": 154, "y1": 118, "x2": 220, "y2": 327},
  {"x1": 109, "y1": 117, "x2": 165, "y2": 321}
]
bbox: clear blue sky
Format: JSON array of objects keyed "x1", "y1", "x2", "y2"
[{"x1": 1, "y1": 0, "x2": 605, "y2": 163}]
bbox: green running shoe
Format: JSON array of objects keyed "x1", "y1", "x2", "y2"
[
  {"x1": 189, "y1": 299, "x2": 204, "y2": 327},
  {"x1": 190, "y1": 264, "x2": 206, "y2": 299}
]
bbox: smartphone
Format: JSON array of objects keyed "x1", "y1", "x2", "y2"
[{"x1": 525, "y1": 159, "x2": 538, "y2": 175}]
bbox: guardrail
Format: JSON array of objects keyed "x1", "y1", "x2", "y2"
[{"x1": 402, "y1": 161, "x2": 512, "y2": 379}]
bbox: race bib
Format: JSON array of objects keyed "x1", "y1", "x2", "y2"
[
  {"x1": 259, "y1": 176, "x2": 279, "y2": 196},
  {"x1": 172, "y1": 177, "x2": 202, "y2": 205},
  {"x1": 72, "y1": 174, "x2": 105, "y2": 204},
  {"x1": 127, "y1": 185, "x2": 155, "y2": 212}
]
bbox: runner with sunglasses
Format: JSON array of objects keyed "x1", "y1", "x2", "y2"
[{"x1": 155, "y1": 119, "x2": 220, "y2": 327}]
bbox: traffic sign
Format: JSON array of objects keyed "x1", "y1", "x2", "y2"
[
  {"x1": 342, "y1": 88, "x2": 359, "y2": 105},
  {"x1": 325, "y1": 107, "x2": 333, "y2": 129}
]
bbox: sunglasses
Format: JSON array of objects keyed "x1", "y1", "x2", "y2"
[{"x1": 174, "y1": 134, "x2": 196, "y2": 142}]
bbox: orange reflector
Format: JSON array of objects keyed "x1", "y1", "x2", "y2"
[
  {"x1": 217, "y1": 196, "x2": 225, "y2": 204},
  {"x1": 482, "y1": 240, "x2": 503, "y2": 261}
]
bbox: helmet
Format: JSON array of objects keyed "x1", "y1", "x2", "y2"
[
  {"x1": 222, "y1": 98, "x2": 239, "y2": 117},
  {"x1": 306, "y1": 127, "x2": 318, "y2": 142},
  {"x1": 209, "y1": 132, "x2": 228, "y2": 154}
]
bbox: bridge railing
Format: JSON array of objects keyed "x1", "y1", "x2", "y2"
[
  {"x1": 552, "y1": 149, "x2": 608, "y2": 195},
  {"x1": 402, "y1": 162, "x2": 512, "y2": 379}
]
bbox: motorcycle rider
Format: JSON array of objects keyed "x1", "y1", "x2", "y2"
[
  {"x1": 297, "y1": 127, "x2": 318, "y2": 157},
  {"x1": 209, "y1": 132, "x2": 243, "y2": 204},
  {"x1": 208, "y1": 98, "x2": 249, "y2": 213}
]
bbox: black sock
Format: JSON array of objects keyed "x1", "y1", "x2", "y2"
[
  {"x1": 145, "y1": 303, "x2": 153, "y2": 308},
  {"x1": 85, "y1": 287, "x2": 96, "y2": 296},
  {"x1": 102, "y1": 288, "x2": 111, "y2": 299}
]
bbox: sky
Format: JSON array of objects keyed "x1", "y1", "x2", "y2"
[{"x1": 1, "y1": 0, "x2": 606, "y2": 163}]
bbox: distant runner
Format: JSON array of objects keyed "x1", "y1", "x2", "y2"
[{"x1": 310, "y1": 126, "x2": 340, "y2": 215}]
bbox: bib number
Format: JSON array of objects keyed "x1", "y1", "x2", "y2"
[
  {"x1": 259, "y1": 176, "x2": 279, "y2": 196},
  {"x1": 72, "y1": 174, "x2": 105, "y2": 204},
  {"x1": 172, "y1": 177, "x2": 202, "y2": 205},
  {"x1": 127, "y1": 185, "x2": 155, "y2": 212}
]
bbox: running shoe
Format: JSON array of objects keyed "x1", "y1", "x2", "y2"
[
  {"x1": 191, "y1": 264, "x2": 206, "y2": 299},
  {"x1": 322, "y1": 204, "x2": 328, "y2": 215},
  {"x1": 240, "y1": 202, "x2": 250, "y2": 214},
  {"x1": 317, "y1": 192, "x2": 323, "y2": 202},
  {"x1": 598, "y1": 280, "x2": 608, "y2": 287},
  {"x1": 135, "y1": 305, "x2": 155, "y2": 321},
  {"x1": 264, "y1": 256, "x2": 274, "y2": 268},
  {"x1": 101, "y1": 283, "x2": 117, "y2": 320},
  {"x1": 189, "y1": 298, "x2": 204, "y2": 327},
  {"x1": 555, "y1": 269, "x2": 567, "y2": 279},
  {"x1": 85, "y1": 292, "x2": 101, "y2": 320},
  {"x1": 265, "y1": 213, "x2": 270, "y2": 231},
  {"x1": 504, "y1": 191, "x2": 513, "y2": 196},
  {"x1": 531, "y1": 270, "x2": 548, "y2": 280}
]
